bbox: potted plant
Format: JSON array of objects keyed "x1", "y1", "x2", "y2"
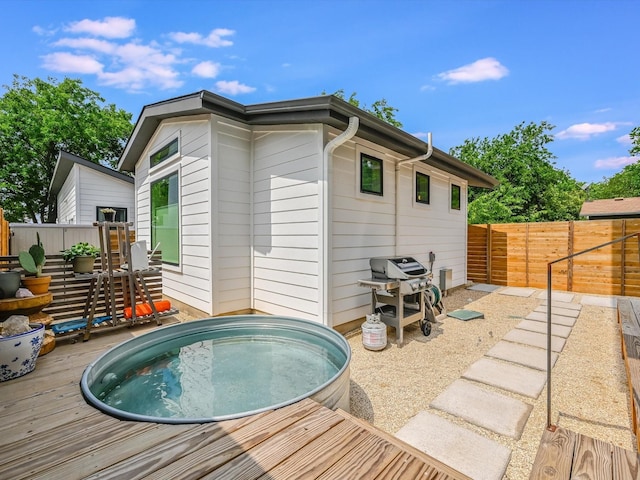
[
  {"x1": 0, "y1": 315, "x2": 45, "y2": 381},
  {"x1": 100, "y1": 207, "x2": 116, "y2": 222},
  {"x1": 18, "y1": 232, "x2": 51, "y2": 295},
  {"x1": 61, "y1": 242, "x2": 100, "y2": 274}
]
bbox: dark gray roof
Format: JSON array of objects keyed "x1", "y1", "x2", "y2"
[
  {"x1": 118, "y1": 91, "x2": 498, "y2": 189},
  {"x1": 49, "y1": 150, "x2": 134, "y2": 199}
]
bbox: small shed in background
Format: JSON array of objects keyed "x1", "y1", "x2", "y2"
[
  {"x1": 49, "y1": 150, "x2": 135, "y2": 225},
  {"x1": 580, "y1": 197, "x2": 640, "y2": 220}
]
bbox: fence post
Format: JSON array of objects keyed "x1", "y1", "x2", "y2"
[
  {"x1": 525, "y1": 223, "x2": 530, "y2": 287},
  {"x1": 622, "y1": 219, "x2": 626, "y2": 296},
  {"x1": 487, "y1": 224, "x2": 492, "y2": 284},
  {"x1": 567, "y1": 221, "x2": 574, "y2": 292}
]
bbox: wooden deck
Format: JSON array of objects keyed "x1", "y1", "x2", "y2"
[{"x1": 0, "y1": 324, "x2": 469, "y2": 480}]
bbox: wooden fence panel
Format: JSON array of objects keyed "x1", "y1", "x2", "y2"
[
  {"x1": 0, "y1": 208, "x2": 8, "y2": 256},
  {"x1": 467, "y1": 219, "x2": 640, "y2": 295}
]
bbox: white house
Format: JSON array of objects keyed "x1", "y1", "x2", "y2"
[
  {"x1": 118, "y1": 92, "x2": 497, "y2": 331},
  {"x1": 49, "y1": 150, "x2": 135, "y2": 225}
]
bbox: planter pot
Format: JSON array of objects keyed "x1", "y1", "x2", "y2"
[
  {"x1": 103, "y1": 212, "x2": 115, "y2": 222},
  {"x1": 72, "y1": 256, "x2": 96, "y2": 274},
  {"x1": 0, "y1": 271, "x2": 21, "y2": 299},
  {"x1": 0, "y1": 323, "x2": 45, "y2": 381},
  {"x1": 21, "y1": 276, "x2": 51, "y2": 295}
]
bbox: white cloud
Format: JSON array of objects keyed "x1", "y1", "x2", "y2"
[
  {"x1": 41, "y1": 52, "x2": 103, "y2": 74},
  {"x1": 54, "y1": 37, "x2": 116, "y2": 54},
  {"x1": 215, "y1": 80, "x2": 255, "y2": 95},
  {"x1": 169, "y1": 28, "x2": 234, "y2": 47},
  {"x1": 65, "y1": 17, "x2": 135, "y2": 39},
  {"x1": 618, "y1": 134, "x2": 632, "y2": 145},
  {"x1": 437, "y1": 57, "x2": 508, "y2": 84},
  {"x1": 192, "y1": 61, "x2": 221, "y2": 78},
  {"x1": 594, "y1": 156, "x2": 637, "y2": 169},
  {"x1": 556, "y1": 122, "x2": 617, "y2": 140},
  {"x1": 419, "y1": 84, "x2": 436, "y2": 92}
]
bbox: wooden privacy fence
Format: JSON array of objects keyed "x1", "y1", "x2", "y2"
[{"x1": 468, "y1": 219, "x2": 640, "y2": 296}]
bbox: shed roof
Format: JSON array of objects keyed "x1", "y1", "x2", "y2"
[
  {"x1": 117, "y1": 91, "x2": 498, "y2": 189},
  {"x1": 580, "y1": 197, "x2": 640, "y2": 217},
  {"x1": 49, "y1": 150, "x2": 133, "y2": 199}
]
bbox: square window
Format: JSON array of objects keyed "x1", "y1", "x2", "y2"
[
  {"x1": 151, "y1": 171, "x2": 180, "y2": 265},
  {"x1": 150, "y1": 138, "x2": 179, "y2": 168},
  {"x1": 360, "y1": 153, "x2": 383, "y2": 196},
  {"x1": 451, "y1": 184, "x2": 461, "y2": 210},
  {"x1": 416, "y1": 172, "x2": 430, "y2": 204}
]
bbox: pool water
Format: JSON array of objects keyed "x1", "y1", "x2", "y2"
[{"x1": 98, "y1": 335, "x2": 340, "y2": 419}]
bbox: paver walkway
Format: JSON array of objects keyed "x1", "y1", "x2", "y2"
[{"x1": 395, "y1": 285, "x2": 586, "y2": 480}]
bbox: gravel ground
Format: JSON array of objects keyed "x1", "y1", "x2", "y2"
[{"x1": 345, "y1": 286, "x2": 633, "y2": 479}]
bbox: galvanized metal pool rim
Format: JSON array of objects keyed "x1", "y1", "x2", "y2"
[{"x1": 80, "y1": 315, "x2": 351, "y2": 424}]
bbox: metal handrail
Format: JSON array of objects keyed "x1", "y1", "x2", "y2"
[{"x1": 546, "y1": 231, "x2": 640, "y2": 430}]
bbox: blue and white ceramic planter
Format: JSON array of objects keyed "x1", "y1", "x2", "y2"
[{"x1": 0, "y1": 323, "x2": 45, "y2": 381}]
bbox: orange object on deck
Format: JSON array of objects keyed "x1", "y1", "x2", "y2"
[{"x1": 124, "y1": 300, "x2": 171, "y2": 319}]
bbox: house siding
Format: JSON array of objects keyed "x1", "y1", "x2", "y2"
[
  {"x1": 330, "y1": 136, "x2": 469, "y2": 327},
  {"x1": 57, "y1": 168, "x2": 78, "y2": 224},
  {"x1": 77, "y1": 165, "x2": 135, "y2": 224},
  {"x1": 135, "y1": 117, "x2": 213, "y2": 314},
  {"x1": 252, "y1": 125, "x2": 323, "y2": 321}
]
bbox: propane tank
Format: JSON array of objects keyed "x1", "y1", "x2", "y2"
[{"x1": 361, "y1": 313, "x2": 387, "y2": 351}]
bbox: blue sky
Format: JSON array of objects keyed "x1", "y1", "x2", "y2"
[{"x1": 2, "y1": 0, "x2": 638, "y2": 183}]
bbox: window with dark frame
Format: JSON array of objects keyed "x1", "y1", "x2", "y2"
[
  {"x1": 150, "y1": 138, "x2": 179, "y2": 168},
  {"x1": 415, "y1": 172, "x2": 430, "y2": 204},
  {"x1": 360, "y1": 153, "x2": 383, "y2": 196},
  {"x1": 451, "y1": 184, "x2": 461, "y2": 210}
]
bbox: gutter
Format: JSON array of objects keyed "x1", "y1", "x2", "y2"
[
  {"x1": 395, "y1": 132, "x2": 433, "y2": 256},
  {"x1": 320, "y1": 116, "x2": 359, "y2": 326}
]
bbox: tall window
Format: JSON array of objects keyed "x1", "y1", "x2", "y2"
[
  {"x1": 416, "y1": 172, "x2": 430, "y2": 204},
  {"x1": 360, "y1": 153, "x2": 383, "y2": 196},
  {"x1": 150, "y1": 138, "x2": 179, "y2": 168},
  {"x1": 451, "y1": 184, "x2": 461, "y2": 210},
  {"x1": 151, "y1": 172, "x2": 179, "y2": 265}
]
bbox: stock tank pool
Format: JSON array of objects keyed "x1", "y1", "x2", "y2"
[{"x1": 80, "y1": 315, "x2": 351, "y2": 423}]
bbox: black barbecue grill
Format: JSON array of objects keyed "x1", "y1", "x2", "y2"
[{"x1": 358, "y1": 256, "x2": 443, "y2": 345}]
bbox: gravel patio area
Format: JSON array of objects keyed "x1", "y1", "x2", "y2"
[{"x1": 345, "y1": 285, "x2": 633, "y2": 479}]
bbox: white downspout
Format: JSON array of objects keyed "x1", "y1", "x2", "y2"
[
  {"x1": 395, "y1": 132, "x2": 432, "y2": 256},
  {"x1": 320, "y1": 116, "x2": 359, "y2": 326}
]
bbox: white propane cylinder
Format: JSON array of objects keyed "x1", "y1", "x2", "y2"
[{"x1": 361, "y1": 313, "x2": 387, "y2": 351}]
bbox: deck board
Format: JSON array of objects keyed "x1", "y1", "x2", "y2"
[{"x1": 0, "y1": 327, "x2": 471, "y2": 480}]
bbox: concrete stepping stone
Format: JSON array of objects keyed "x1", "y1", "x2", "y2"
[
  {"x1": 462, "y1": 357, "x2": 547, "y2": 398},
  {"x1": 534, "y1": 305, "x2": 581, "y2": 318},
  {"x1": 581, "y1": 295, "x2": 617, "y2": 308},
  {"x1": 486, "y1": 340, "x2": 559, "y2": 371},
  {"x1": 517, "y1": 319, "x2": 572, "y2": 338},
  {"x1": 430, "y1": 379, "x2": 533, "y2": 439},
  {"x1": 537, "y1": 291, "x2": 575, "y2": 303},
  {"x1": 504, "y1": 328, "x2": 566, "y2": 353},
  {"x1": 538, "y1": 300, "x2": 582, "y2": 311},
  {"x1": 499, "y1": 287, "x2": 537, "y2": 297},
  {"x1": 395, "y1": 411, "x2": 511, "y2": 480},
  {"x1": 525, "y1": 311, "x2": 576, "y2": 327}
]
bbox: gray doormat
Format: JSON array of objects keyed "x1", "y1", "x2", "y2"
[
  {"x1": 395, "y1": 411, "x2": 511, "y2": 480},
  {"x1": 517, "y1": 319, "x2": 572, "y2": 338},
  {"x1": 462, "y1": 357, "x2": 547, "y2": 398},
  {"x1": 525, "y1": 311, "x2": 576, "y2": 327},
  {"x1": 486, "y1": 340, "x2": 559, "y2": 371},
  {"x1": 533, "y1": 305, "x2": 581, "y2": 318},
  {"x1": 536, "y1": 291, "x2": 575, "y2": 303},
  {"x1": 503, "y1": 328, "x2": 567, "y2": 353},
  {"x1": 499, "y1": 287, "x2": 537, "y2": 297},
  {"x1": 467, "y1": 283, "x2": 501, "y2": 292},
  {"x1": 447, "y1": 309, "x2": 484, "y2": 321},
  {"x1": 430, "y1": 379, "x2": 533, "y2": 439}
]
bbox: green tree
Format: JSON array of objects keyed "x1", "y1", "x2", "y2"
[
  {"x1": 323, "y1": 89, "x2": 402, "y2": 128},
  {"x1": 587, "y1": 126, "x2": 640, "y2": 199},
  {"x1": 451, "y1": 121, "x2": 585, "y2": 224},
  {"x1": 0, "y1": 75, "x2": 133, "y2": 223}
]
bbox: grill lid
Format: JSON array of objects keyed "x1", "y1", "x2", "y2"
[{"x1": 370, "y1": 256, "x2": 428, "y2": 279}]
